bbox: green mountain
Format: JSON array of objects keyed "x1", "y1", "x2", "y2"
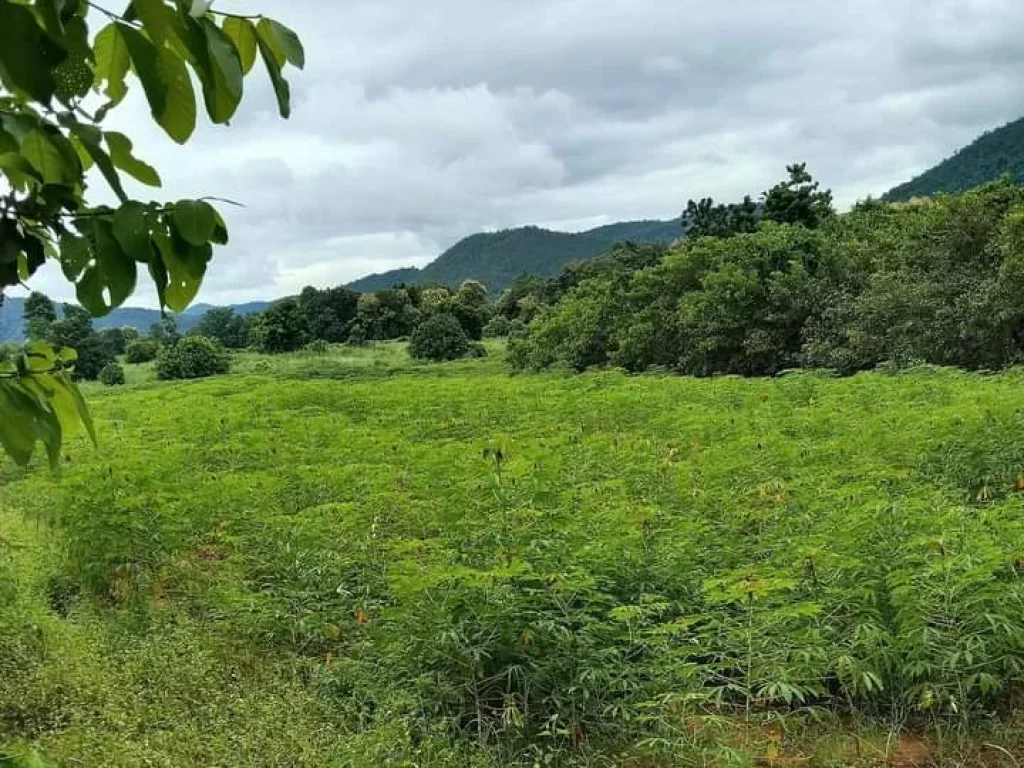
[
  {"x1": 347, "y1": 219, "x2": 681, "y2": 293},
  {"x1": 0, "y1": 298, "x2": 271, "y2": 343},
  {"x1": 884, "y1": 117, "x2": 1024, "y2": 201}
]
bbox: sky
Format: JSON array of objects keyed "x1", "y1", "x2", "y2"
[{"x1": 23, "y1": 0, "x2": 1024, "y2": 307}]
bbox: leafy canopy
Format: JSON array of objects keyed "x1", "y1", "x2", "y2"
[{"x1": 0, "y1": 0, "x2": 302, "y2": 465}]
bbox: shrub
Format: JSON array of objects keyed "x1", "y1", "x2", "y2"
[
  {"x1": 482, "y1": 316, "x2": 512, "y2": 338},
  {"x1": 408, "y1": 313, "x2": 470, "y2": 362},
  {"x1": 98, "y1": 362, "x2": 126, "y2": 386},
  {"x1": 156, "y1": 336, "x2": 230, "y2": 380},
  {"x1": 124, "y1": 339, "x2": 160, "y2": 364},
  {"x1": 304, "y1": 339, "x2": 330, "y2": 354}
]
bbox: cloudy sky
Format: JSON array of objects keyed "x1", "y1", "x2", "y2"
[{"x1": 25, "y1": 0, "x2": 1024, "y2": 307}]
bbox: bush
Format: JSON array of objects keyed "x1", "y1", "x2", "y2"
[
  {"x1": 124, "y1": 339, "x2": 160, "y2": 364},
  {"x1": 156, "y1": 336, "x2": 230, "y2": 380},
  {"x1": 408, "y1": 313, "x2": 470, "y2": 362},
  {"x1": 98, "y1": 362, "x2": 125, "y2": 386},
  {"x1": 304, "y1": 339, "x2": 329, "y2": 354},
  {"x1": 482, "y1": 316, "x2": 512, "y2": 338}
]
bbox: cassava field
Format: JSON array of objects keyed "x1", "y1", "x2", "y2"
[{"x1": 3, "y1": 343, "x2": 1024, "y2": 767}]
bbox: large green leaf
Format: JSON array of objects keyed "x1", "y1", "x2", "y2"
[
  {"x1": 132, "y1": 0, "x2": 173, "y2": 44},
  {"x1": 201, "y1": 19, "x2": 243, "y2": 123},
  {"x1": 0, "y1": 152, "x2": 42, "y2": 188},
  {"x1": 122, "y1": 26, "x2": 197, "y2": 143},
  {"x1": 74, "y1": 216, "x2": 138, "y2": 315},
  {"x1": 21, "y1": 130, "x2": 72, "y2": 184},
  {"x1": 173, "y1": 199, "x2": 216, "y2": 246},
  {"x1": 59, "y1": 232, "x2": 91, "y2": 281},
  {"x1": 67, "y1": 123, "x2": 127, "y2": 202},
  {"x1": 222, "y1": 16, "x2": 258, "y2": 75},
  {"x1": 154, "y1": 228, "x2": 212, "y2": 311},
  {"x1": 0, "y1": 0, "x2": 66, "y2": 103},
  {"x1": 257, "y1": 32, "x2": 291, "y2": 119},
  {"x1": 112, "y1": 201, "x2": 153, "y2": 263},
  {"x1": 255, "y1": 19, "x2": 285, "y2": 68},
  {"x1": 105, "y1": 131, "x2": 161, "y2": 186},
  {"x1": 265, "y1": 20, "x2": 305, "y2": 69},
  {"x1": 92, "y1": 23, "x2": 130, "y2": 104}
]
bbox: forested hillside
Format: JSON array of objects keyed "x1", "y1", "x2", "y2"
[
  {"x1": 884, "y1": 117, "x2": 1024, "y2": 201},
  {"x1": 347, "y1": 219, "x2": 680, "y2": 293}
]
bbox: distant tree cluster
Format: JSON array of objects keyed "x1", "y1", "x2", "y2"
[
  {"x1": 244, "y1": 280, "x2": 494, "y2": 361},
  {"x1": 22, "y1": 295, "x2": 133, "y2": 381},
  {"x1": 509, "y1": 173, "x2": 1024, "y2": 376}
]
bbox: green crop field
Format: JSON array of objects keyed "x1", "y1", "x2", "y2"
[{"x1": 3, "y1": 343, "x2": 1024, "y2": 767}]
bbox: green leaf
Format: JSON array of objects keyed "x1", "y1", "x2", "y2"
[
  {"x1": 92, "y1": 23, "x2": 130, "y2": 104},
  {"x1": 0, "y1": 1, "x2": 66, "y2": 103},
  {"x1": 266, "y1": 20, "x2": 305, "y2": 69},
  {"x1": 210, "y1": 208, "x2": 229, "y2": 245},
  {"x1": 0, "y1": 152, "x2": 43, "y2": 187},
  {"x1": 21, "y1": 130, "x2": 72, "y2": 184},
  {"x1": 200, "y1": 19, "x2": 243, "y2": 123},
  {"x1": 255, "y1": 19, "x2": 285, "y2": 68},
  {"x1": 105, "y1": 131, "x2": 161, "y2": 186},
  {"x1": 74, "y1": 217, "x2": 138, "y2": 315},
  {"x1": 154, "y1": 228, "x2": 212, "y2": 311},
  {"x1": 112, "y1": 201, "x2": 153, "y2": 262},
  {"x1": 59, "y1": 232, "x2": 91, "y2": 281},
  {"x1": 132, "y1": 0, "x2": 173, "y2": 44},
  {"x1": 122, "y1": 25, "x2": 197, "y2": 143},
  {"x1": 68, "y1": 123, "x2": 127, "y2": 202},
  {"x1": 222, "y1": 16, "x2": 258, "y2": 75},
  {"x1": 257, "y1": 31, "x2": 291, "y2": 119},
  {"x1": 173, "y1": 199, "x2": 216, "y2": 246}
]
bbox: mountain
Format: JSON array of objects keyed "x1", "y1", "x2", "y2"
[
  {"x1": 347, "y1": 219, "x2": 681, "y2": 293},
  {"x1": 0, "y1": 298, "x2": 272, "y2": 343},
  {"x1": 884, "y1": 117, "x2": 1024, "y2": 202}
]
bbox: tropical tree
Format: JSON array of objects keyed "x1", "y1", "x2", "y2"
[
  {"x1": 0, "y1": 0, "x2": 303, "y2": 465},
  {"x1": 762, "y1": 163, "x2": 835, "y2": 229},
  {"x1": 149, "y1": 315, "x2": 180, "y2": 346},
  {"x1": 191, "y1": 305, "x2": 251, "y2": 348},
  {"x1": 22, "y1": 290, "x2": 57, "y2": 340}
]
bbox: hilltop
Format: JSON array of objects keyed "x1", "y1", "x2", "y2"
[
  {"x1": 347, "y1": 219, "x2": 680, "y2": 293},
  {"x1": 884, "y1": 116, "x2": 1024, "y2": 201}
]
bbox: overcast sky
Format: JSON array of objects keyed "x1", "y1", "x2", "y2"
[{"x1": 25, "y1": 0, "x2": 1024, "y2": 307}]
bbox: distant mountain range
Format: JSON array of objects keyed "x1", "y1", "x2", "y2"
[
  {"x1": 0, "y1": 298, "x2": 271, "y2": 343},
  {"x1": 884, "y1": 117, "x2": 1024, "y2": 202},
  {"x1": 346, "y1": 219, "x2": 682, "y2": 293}
]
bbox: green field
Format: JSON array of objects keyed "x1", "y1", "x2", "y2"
[{"x1": 3, "y1": 344, "x2": 1024, "y2": 766}]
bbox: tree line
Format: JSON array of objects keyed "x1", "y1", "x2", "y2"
[{"x1": 505, "y1": 171, "x2": 1024, "y2": 376}]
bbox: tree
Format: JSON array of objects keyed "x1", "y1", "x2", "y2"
[
  {"x1": 156, "y1": 334, "x2": 229, "y2": 379},
  {"x1": 192, "y1": 306, "x2": 251, "y2": 349},
  {"x1": 252, "y1": 298, "x2": 309, "y2": 353},
  {"x1": 97, "y1": 326, "x2": 127, "y2": 356},
  {"x1": 762, "y1": 163, "x2": 835, "y2": 229},
  {"x1": 0, "y1": 0, "x2": 303, "y2": 465},
  {"x1": 409, "y1": 313, "x2": 471, "y2": 362},
  {"x1": 23, "y1": 291, "x2": 57, "y2": 340},
  {"x1": 298, "y1": 286, "x2": 359, "y2": 343},
  {"x1": 150, "y1": 316, "x2": 180, "y2": 346},
  {"x1": 682, "y1": 196, "x2": 761, "y2": 239},
  {"x1": 48, "y1": 304, "x2": 115, "y2": 380}
]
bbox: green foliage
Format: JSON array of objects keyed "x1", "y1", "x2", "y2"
[
  {"x1": 683, "y1": 195, "x2": 760, "y2": 238},
  {"x1": 355, "y1": 289, "x2": 420, "y2": 341},
  {"x1": 3, "y1": 348, "x2": 1024, "y2": 763},
  {"x1": 47, "y1": 304, "x2": 115, "y2": 380},
  {"x1": 408, "y1": 312, "x2": 471, "y2": 361},
  {"x1": 191, "y1": 306, "x2": 251, "y2": 349},
  {"x1": 252, "y1": 298, "x2": 309, "y2": 353},
  {"x1": 297, "y1": 285, "x2": 358, "y2": 343},
  {"x1": 513, "y1": 182, "x2": 1024, "y2": 376},
  {"x1": 123, "y1": 338, "x2": 158, "y2": 364},
  {"x1": 96, "y1": 326, "x2": 126, "y2": 356},
  {"x1": 97, "y1": 361, "x2": 124, "y2": 386},
  {"x1": 0, "y1": 0, "x2": 302, "y2": 464},
  {"x1": 22, "y1": 292, "x2": 56, "y2": 341},
  {"x1": 886, "y1": 117, "x2": 1024, "y2": 201},
  {"x1": 762, "y1": 162, "x2": 835, "y2": 229},
  {"x1": 155, "y1": 335, "x2": 228, "y2": 380},
  {"x1": 149, "y1": 315, "x2": 179, "y2": 347}
]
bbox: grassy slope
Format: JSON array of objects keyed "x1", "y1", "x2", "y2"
[{"x1": 2, "y1": 346, "x2": 1024, "y2": 766}]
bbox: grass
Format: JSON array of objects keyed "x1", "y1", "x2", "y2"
[{"x1": 2, "y1": 343, "x2": 1024, "y2": 766}]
